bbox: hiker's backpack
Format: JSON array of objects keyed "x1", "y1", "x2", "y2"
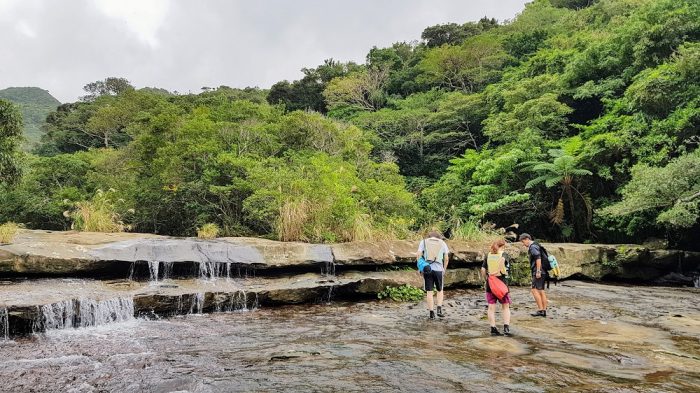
[{"x1": 532, "y1": 242, "x2": 561, "y2": 288}]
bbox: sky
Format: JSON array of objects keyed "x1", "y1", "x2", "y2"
[{"x1": 1, "y1": 0, "x2": 530, "y2": 103}]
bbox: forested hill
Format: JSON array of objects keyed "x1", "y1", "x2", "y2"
[
  {"x1": 0, "y1": 87, "x2": 60, "y2": 147},
  {"x1": 0, "y1": 0, "x2": 698, "y2": 248}
]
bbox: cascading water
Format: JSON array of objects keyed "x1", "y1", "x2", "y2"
[
  {"x1": 694, "y1": 275, "x2": 699, "y2": 288},
  {"x1": 1, "y1": 308, "x2": 8, "y2": 339},
  {"x1": 77, "y1": 298, "x2": 134, "y2": 327},
  {"x1": 225, "y1": 262, "x2": 232, "y2": 281},
  {"x1": 128, "y1": 262, "x2": 136, "y2": 281},
  {"x1": 34, "y1": 297, "x2": 134, "y2": 332},
  {"x1": 162, "y1": 262, "x2": 174, "y2": 280},
  {"x1": 148, "y1": 261, "x2": 160, "y2": 282},
  {"x1": 189, "y1": 293, "x2": 205, "y2": 314},
  {"x1": 322, "y1": 261, "x2": 336, "y2": 276},
  {"x1": 37, "y1": 300, "x2": 76, "y2": 330}
]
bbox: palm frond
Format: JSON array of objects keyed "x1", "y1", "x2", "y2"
[{"x1": 525, "y1": 175, "x2": 549, "y2": 189}]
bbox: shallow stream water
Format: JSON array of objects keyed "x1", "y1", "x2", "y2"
[{"x1": 1, "y1": 281, "x2": 698, "y2": 392}]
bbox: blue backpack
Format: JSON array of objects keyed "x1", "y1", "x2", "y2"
[{"x1": 416, "y1": 240, "x2": 432, "y2": 273}]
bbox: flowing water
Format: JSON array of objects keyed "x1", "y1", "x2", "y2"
[{"x1": 0, "y1": 282, "x2": 698, "y2": 392}]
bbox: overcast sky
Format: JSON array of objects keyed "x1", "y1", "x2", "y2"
[{"x1": 1, "y1": 0, "x2": 529, "y2": 103}]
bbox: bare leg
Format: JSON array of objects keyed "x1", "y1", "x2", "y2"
[
  {"x1": 502, "y1": 303, "x2": 511, "y2": 325},
  {"x1": 539, "y1": 290, "x2": 548, "y2": 310},
  {"x1": 531, "y1": 288, "x2": 544, "y2": 310},
  {"x1": 436, "y1": 290, "x2": 444, "y2": 307},
  {"x1": 426, "y1": 291, "x2": 434, "y2": 311},
  {"x1": 487, "y1": 304, "x2": 496, "y2": 327}
]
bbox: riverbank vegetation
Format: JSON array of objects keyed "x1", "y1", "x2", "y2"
[{"x1": 0, "y1": 0, "x2": 698, "y2": 247}]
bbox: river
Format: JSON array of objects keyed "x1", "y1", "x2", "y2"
[{"x1": 1, "y1": 281, "x2": 698, "y2": 392}]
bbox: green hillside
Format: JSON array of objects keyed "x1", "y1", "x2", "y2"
[{"x1": 0, "y1": 87, "x2": 61, "y2": 148}]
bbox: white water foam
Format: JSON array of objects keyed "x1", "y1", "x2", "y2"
[
  {"x1": 148, "y1": 261, "x2": 160, "y2": 282},
  {"x1": 35, "y1": 297, "x2": 134, "y2": 332}
]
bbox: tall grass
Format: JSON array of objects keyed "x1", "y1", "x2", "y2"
[
  {"x1": 0, "y1": 222, "x2": 21, "y2": 243},
  {"x1": 277, "y1": 199, "x2": 309, "y2": 242},
  {"x1": 447, "y1": 219, "x2": 502, "y2": 243},
  {"x1": 69, "y1": 189, "x2": 128, "y2": 233},
  {"x1": 197, "y1": 223, "x2": 220, "y2": 239}
]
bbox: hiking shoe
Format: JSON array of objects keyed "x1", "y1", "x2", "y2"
[
  {"x1": 429, "y1": 310, "x2": 436, "y2": 320},
  {"x1": 503, "y1": 325, "x2": 511, "y2": 336},
  {"x1": 490, "y1": 326, "x2": 502, "y2": 336},
  {"x1": 530, "y1": 310, "x2": 545, "y2": 317},
  {"x1": 437, "y1": 306, "x2": 445, "y2": 318}
]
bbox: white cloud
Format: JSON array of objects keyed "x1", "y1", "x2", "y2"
[
  {"x1": 0, "y1": 0, "x2": 529, "y2": 102},
  {"x1": 15, "y1": 20, "x2": 36, "y2": 38},
  {"x1": 93, "y1": 0, "x2": 170, "y2": 47}
]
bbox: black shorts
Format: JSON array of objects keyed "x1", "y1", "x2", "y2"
[
  {"x1": 424, "y1": 270, "x2": 444, "y2": 291},
  {"x1": 532, "y1": 275, "x2": 546, "y2": 290}
]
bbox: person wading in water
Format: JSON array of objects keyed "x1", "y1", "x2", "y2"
[
  {"x1": 519, "y1": 233, "x2": 548, "y2": 317},
  {"x1": 417, "y1": 231, "x2": 449, "y2": 320},
  {"x1": 481, "y1": 239, "x2": 512, "y2": 336}
]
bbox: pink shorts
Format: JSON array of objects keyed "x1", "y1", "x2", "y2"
[{"x1": 486, "y1": 291, "x2": 511, "y2": 305}]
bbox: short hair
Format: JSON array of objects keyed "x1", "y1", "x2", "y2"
[
  {"x1": 518, "y1": 233, "x2": 532, "y2": 241},
  {"x1": 428, "y1": 230, "x2": 441, "y2": 238}
]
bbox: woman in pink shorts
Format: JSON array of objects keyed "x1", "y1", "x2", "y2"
[{"x1": 480, "y1": 239, "x2": 512, "y2": 336}]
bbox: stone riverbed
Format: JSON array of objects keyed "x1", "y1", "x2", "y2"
[{"x1": 0, "y1": 280, "x2": 698, "y2": 392}]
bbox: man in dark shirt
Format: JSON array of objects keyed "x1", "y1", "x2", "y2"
[{"x1": 519, "y1": 233, "x2": 548, "y2": 317}]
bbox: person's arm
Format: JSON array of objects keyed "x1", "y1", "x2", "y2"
[
  {"x1": 416, "y1": 240, "x2": 424, "y2": 262},
  {"x1": 532, "y1": 245, "x2": 542, "y2": 278},
  {"x1": 499, "y1": 256, "x2": 506, "y2": 276},
  {"x1": 442, "y1": 243, "x2": 449, "y2": 270},
  {"x1": 480, "y1": 267, "x2": 487, "y2": 281}
]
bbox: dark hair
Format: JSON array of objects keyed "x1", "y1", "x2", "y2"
[
  {"x1": 518, "y1": 233, "x2": 532, "y2": 241},
  {"x1": 490, "y1": 239, "x2": 506, "y2": 254}
]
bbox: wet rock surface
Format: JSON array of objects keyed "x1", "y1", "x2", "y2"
[
  {"x1": 1, "y1": 230, "x2": 699, "y2": 284},
  {"x1": 0, "y1": 281, "x2": 698, "y2": 392}
]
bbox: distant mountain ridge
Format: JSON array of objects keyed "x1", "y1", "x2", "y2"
[{"x1": 0, "y1": 87, "x2": 61, "y2": 148}]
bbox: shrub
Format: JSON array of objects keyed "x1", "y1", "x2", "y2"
[
  {"x1": 197, "y1": 223, "x2": 221, "y2": 239},
  {"x1": 69, "y1": 189, "x2": 130, "y2": 233},
  {"x1": 0, "y1": 222, "x2": 21, "y2": 243},
  {"x1": 377, "y1": 284, "x2": 425, "y2": 302}
]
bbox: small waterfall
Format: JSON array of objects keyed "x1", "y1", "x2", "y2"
[
  {"x1": 38, "y1": 300, "x2": 76, "y2": 330},
  {"x1": 77, "y1": 298, "x2": 134, "y2": 327},
  {"x1": 189, "y1": 293, "x2": 205, "y2": 314},
  {"x1": 325, "y1": 285, "x2": 335, "y2": 304},
  {"x1": 1, "y1": 308, "x2": 8, "y2": 339},
  {"x1": 199, "y1": 261, "x2": 216, "y2": 280},
  {"x1": 34, "y1": 297, "x2": 134, "y2": 332},
  {"x1": 162, "y1": 262, "x2": 174, "y2": 280},
  {"x1": 224, "y1": 262, "x2": 232, "y2": 281},
  {"x1": 148, "y1": 261, "x2": 160, "y2": 282},
  {"x1": 128, "y1": 262, "x2": 136, "y2": 281},
  {"x1": 321, "y1": 261, "x2": 336, "y2": 276},
  {"x1": 694, "y1": 275, "x2": 699, "y2": 288}
]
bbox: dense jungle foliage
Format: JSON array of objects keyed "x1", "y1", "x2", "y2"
[{"x1": 0, "y1": 0, "x2": 698, "y2": 246}]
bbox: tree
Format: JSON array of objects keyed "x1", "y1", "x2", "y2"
[
  {"x1": 601, "y1": 151, "x2": 700, "y2": 228},
  {"x1": 81, "y1": 77, "x2": 134, "y2": 101},
  {"x1": 323, "y1": 68, "x2": 389, "y2": 114},
  {"x1": 418, "y1": 35, "x2": 510, "y2": 92},
  {"x1": 522, "y1": 150, "x2": 593, "y2": 237},
  {"x1": 421, "y1": 18, "x2": 499, "y2": 48},
  {"x1": 266, "y1": 59, "x2": 361, "y2": 113},
  {"x1": 0, "y1": 99, "x2": 23, "y2": 184},
  {"x1": 549, "y1": 0, "x2": 597, "y2": 9}
]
